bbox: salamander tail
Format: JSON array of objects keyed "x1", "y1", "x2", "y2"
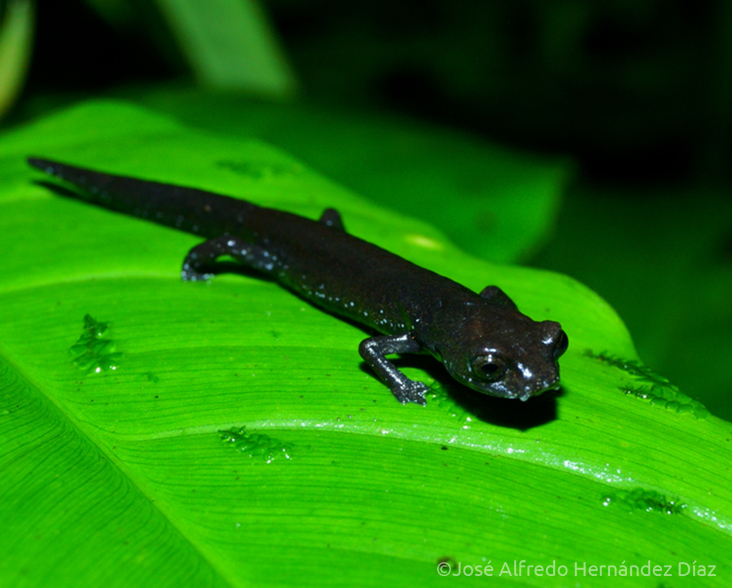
[{"x1": 27, "y1": 156, "x2": 257, "y2": 238}]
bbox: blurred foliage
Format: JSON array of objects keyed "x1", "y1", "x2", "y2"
[
  {"x1": 14, "y1": 0, "x2": 294, "y2": 97},
  {"x1": 10, "y1": 0, "x2": 732, "y2": 181},
  {"x1": 82, "y1": 0, "x2": 136, "y2": 24},
  {"x1": 264, "y1": 0, "x2": 731, "y2": 182},
  {"x1": 0, "y1": 0, "x2": 34, "y2": 119},
  {"x1": 148, "y1": 0, "x2": 295, "y2": 94}
]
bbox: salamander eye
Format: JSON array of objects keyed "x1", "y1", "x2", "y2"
[
  {"x1": 471, "y1": 354, "x2": 507, "y2": 382},
  {"x1": 553, "y1": 330, "x2": 569, "y2": 359}
]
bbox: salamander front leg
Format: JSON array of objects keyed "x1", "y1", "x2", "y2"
[
  {"x1": 359, "y1": 333, "x2": 429, "y2": 405},
  {"x1": 181, "y1": 235, "x2": 271, "y2": 281}
]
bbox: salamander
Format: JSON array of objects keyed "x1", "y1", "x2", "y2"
[{"x1": 28, "y1": 157, "x2": 568, "y2": 405}]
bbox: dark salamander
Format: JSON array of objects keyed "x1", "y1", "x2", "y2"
[{"x1": 28, "y1": 157, "x2": 568, "y2": 405}]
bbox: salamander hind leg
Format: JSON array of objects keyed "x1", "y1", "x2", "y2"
[
  {"x1": 181, "y1": 235, "x2": 274, "y2": 281},
  {"x1": 319, "y1": 208, "x2": 345, "y2": 231}
]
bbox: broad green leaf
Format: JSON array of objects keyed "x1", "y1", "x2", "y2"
[
  {"x1": 1, "y1": 101, "x2": 731, "y2": 587},
  {"x1": 134, "y1": 89, "x2": 569, "y2": 263}
]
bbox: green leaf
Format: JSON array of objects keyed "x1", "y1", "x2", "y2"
[
  {"x1": 1, "y1": 101, "x2": 731, "y2": 587},
  {"x1": 0, "y1": 0, "x2": 35, "y2": 120},
  {"x1": 154, "y1": 0, "x2": 296, "y2": 95}
]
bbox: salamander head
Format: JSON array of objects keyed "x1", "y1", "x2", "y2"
[{"x1": 440, "y1": 305, "x2": 568, "y2": 401}]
